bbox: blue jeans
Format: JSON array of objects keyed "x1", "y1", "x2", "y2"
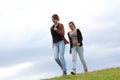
[
  {"x1": 71, "y1": 46, "x2": 87, "y2": 71},
  {"x1": 53, "y1": 40, "x2": 66, "y2": 71}
]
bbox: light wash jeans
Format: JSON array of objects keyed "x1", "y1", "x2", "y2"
[
  {"x1": 53, "y1": 40, "x2": 66, "y2": 71},
  {"x1": 71, "y1": 46, "x2": 87, "y2": 72}
]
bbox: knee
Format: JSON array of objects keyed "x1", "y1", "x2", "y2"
[
  {"x1": 55, "y1": 57, "x2": 59, "y2": 61},
  {"x1": 59, "y1": 56, "x2": 64, "y2": 60},
  {"x1": 72, "y1": 58, "x2": 76, "y2": 62},
  {"x1": 80, "y1": 57, "x2": 85, "y2": 62}
]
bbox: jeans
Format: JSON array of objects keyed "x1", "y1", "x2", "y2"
[
  {"x1": 71, "y1": 46, "x2": 87, "y2": 71},
  {"x1": 53, "y1": 40, "x2": 66, "y2": 71}
]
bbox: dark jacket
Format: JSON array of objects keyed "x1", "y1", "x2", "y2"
[
  {"x1": 68, "y1": 29, "x2": 83, "y2": 53},
  {"x1": 50, "y1": 23, "x2": 69, "y2": 44}
]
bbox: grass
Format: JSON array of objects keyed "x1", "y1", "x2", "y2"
[{"x1": 43, "y1": 67, "x2": 120, "y2": 80}]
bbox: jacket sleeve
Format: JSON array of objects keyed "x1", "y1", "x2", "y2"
[
  {"x1": 77, "y1": 29, "x2": 83, "y2": 43},
  {"x1": 56, "y1": 24, "x2": 64, "y2": 37},
  {"x1": 50, "y1": 26, "x2": 54, "y2": 48},
  {"x1": 68, "y1": 32, "x2": 72, "y2": 54}
]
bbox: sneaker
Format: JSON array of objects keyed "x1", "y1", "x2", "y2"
[
  {"x1": 71, "y1": 71, "x2": 76, "y2": 75},
  {"x1": 71, "y1": 68, "x2": 76, "y2": 75},
  {"x1": 84, "y1": 68, "x2": 88, "y2": 73}
]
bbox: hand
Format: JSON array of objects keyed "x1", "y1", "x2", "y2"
[
  {"x1": 70, "y1": 50, "x2": 72, "y2": 54},
  {"x1": 76, "y1": 43, "x2": 80, "y2": 46},
  {"x1": 54, "y1": 27, "x2": 57, "y2": 31}
]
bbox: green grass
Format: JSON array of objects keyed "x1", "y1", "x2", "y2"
[{"x1": 44, "y1": 67, "x2": 120, "y2": 80}]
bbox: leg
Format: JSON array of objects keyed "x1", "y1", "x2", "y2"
[
  {"x1": 77, "y1": 46, "x2": 88, "y2": 72},
  {"x1": 71, "y1": 47, "x2": 77, "y2": 74},
  {"x1": 59, "y1": 41, "x2": 66, "y2": 72},
  {"x1": 53, "y1": 42, "x2": 62, "y2": 70}
]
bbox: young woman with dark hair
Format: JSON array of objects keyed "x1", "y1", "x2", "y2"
[{"x1": 50, "y1": 14, "x2": 68, "y2": 76}]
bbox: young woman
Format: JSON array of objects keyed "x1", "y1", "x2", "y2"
[
  {"x1": 50, "y1": 14, "x2": 68, "y2": 76},
  {"x1": 68, "y1": 21, "x2": 88, "y2": 75}
]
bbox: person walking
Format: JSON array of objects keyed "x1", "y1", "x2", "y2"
[
  {"x1": 50, "y1": 14, "x2": 68, "y2": 76},
  {"x1": 68, "y1": 21, "x2": 88, "y2": 75}
]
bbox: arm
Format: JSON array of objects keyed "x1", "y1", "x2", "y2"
[
  {"x1": 55, "y1": 24, "x2": 64, "y2": 37},
  {"x1": 55, "y1": 23, "x2": 69, "y2": 44},
  {"x1": 68, "y1": 32, "x2": 72, "y2": 54},
  {"x1": 50, "y1": 26, "x2": 54, "y2": 48},
  {"x1": 76, "y1": 29, "x2": 83, "y2": 46},
  {"x1": 77, "y1": 29, "x2": 83, "y2": 42}
]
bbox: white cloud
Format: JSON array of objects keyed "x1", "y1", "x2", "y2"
[
  {"x1": 0, "y1": 62, "x2": 32, "y2": 80},
  {"x1": 12, "y1": 72, "x2": 55, "y2": 80},
  {"x1": 0, "y1": 0, "x2": 120, "y2": 80},
  {"x1": 85, "y1": 44, "x2": 120, "y2": 58}
]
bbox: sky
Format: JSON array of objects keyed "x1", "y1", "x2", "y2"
[{"x1": 0, "y1": 0, "x2": 120, "y2": 80}]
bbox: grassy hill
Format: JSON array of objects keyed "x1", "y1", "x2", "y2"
[{"x1": 44, "y1": 67, "x2": 120, "y2": 80}]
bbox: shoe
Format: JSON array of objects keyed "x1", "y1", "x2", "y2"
[
  {"x1": 84, "y1": 68, "x2": 88, "y2": 73},
  {"x1": 62, "y1": 71, "x2": 67, "y2": 76},
  {"x1": 71, "y1": 71, "x2": 76, "y2": 75}
]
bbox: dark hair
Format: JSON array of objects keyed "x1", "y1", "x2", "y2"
[
  {"x1": 52, "y1": 14, "x2": 60, "y2": 21},
  {"x1": 69, "y1": 21, "x2": 76, "y2": 28}
]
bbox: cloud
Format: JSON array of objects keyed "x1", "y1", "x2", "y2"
[
  {"x1": 0, "y1": 0, "x2": 120, "y2": 80},
  {"x1": 0, "y1": 35, "x2": 52, "y2": 67},
  {"x1": 0, "y1": 62, "x2": 32, "y2": 80}
]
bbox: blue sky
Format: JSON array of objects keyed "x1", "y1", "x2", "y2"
[{"x1": 0, "y1": 0, "x2": 120, "y2": 80}]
